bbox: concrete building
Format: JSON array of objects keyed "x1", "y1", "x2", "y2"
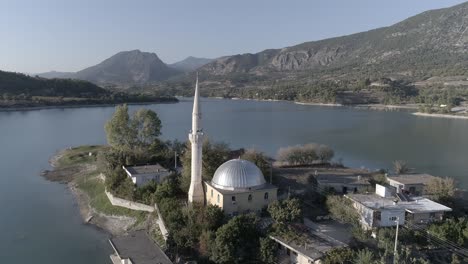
[
  {"x1": 123, "y1": 164, "x2": 171, "y2": 187},
  {"x1": 387, "y1": 173, "x2": 437, "y2": 195},
  {"x1": 109, "y1": 230, "x2": 172, "y2": 264},
  {"x1": 316, "y1": 173, "x2": 371, "y2": 194},
  {"x1": 270, "y1": 224, "x2": 347, "y2": 264},
  {"x1": 205, "y1": 159, "x2": 277, "y2": 216},
  {"x1": 346, "y1": 184, "x2": 452, "y2": 229}
]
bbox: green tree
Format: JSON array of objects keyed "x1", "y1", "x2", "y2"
[
  {"x1": 428, "y1": 218, "x2": 468, "y2": 247},
  {"x1": 267, "y1": 198, "x2": 302, "y2": 225},
  {"x1": 204, "y1": 204, "x2": 225, "y2": 231},
  {"x1": 131, "y1": 108, "x2": 162, "y2": 146},
  {"x1": 323, "y1": 248, "x2": 354, "y2": 264},
  {"x1": 326, "y1": 195, "x2": 359, "y2": 225},
  {"x1": 105, "y1": 104, "x2": 135, "y2": 150},
  {"x1": 425, "y1": 177, "x2": 456, "y2": 203},
  {"x1": 241, "y1": 149, "x2": 271, "y2": 177},
  {"x1": 353, "y1": 248, "x2": 375, "y2": 264},
  {"x1": 259, "y1": 237, "x2": 277, "y2": 264},
  {"x1": 210, "y1": 214, "x2": 261, "y2": 264}
]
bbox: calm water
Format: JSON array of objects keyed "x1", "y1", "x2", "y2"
[{"x1": 0, "y1": 98, "x2": 467, "y2": 263}]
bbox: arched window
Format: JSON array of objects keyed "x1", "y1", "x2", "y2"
[
  {"x1": 264, "y1": 192, "x2": 269, "y2": 200},
  {"x1": 217, "y1": 194, "x2": 220, "y2": 203},
  {"x1": 211, "y1": 189, "x2": 213, "y2": 197},
  {"x1": 248, "y1": 194, "x2": 252, "y2": 202}
]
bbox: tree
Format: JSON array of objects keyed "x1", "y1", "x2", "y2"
[
  {"x1": 428, "y1": 218, "x2": 468, "y2": 247},
  {"x1": 267, "y1": 198, "x2": 302, "y2": 225},
  {"x1": 204, "y1": 204, "x2": 225, "y2": 231},
  {"x1": 317, "y1": 144, "x2": 334, "y2": 163},
  {"x1": 154, "y1": 178, "x2": 178, "y2": 202},
  {"x1": 353, "y1": 248, "x2": 375, "y2": 264},
  {"x1": 323, "y1": 248, "x2": 354, "y2": 264},
  {"x1": 393, "y1": 160, "x2": 410, "y2": 174},
  {"x1": 105, "y1": 104, "x2": 135, "y2": 150},
  {"x1": 131, "y1": 108, "x2": 162, "y2": 146},
  {"x1": 210, "y1": 214, "x2": 261, "y2": 264},
  {"x1": 259, "y1": 237, "x2": 277, "y2": 264},
  {"x1": 425, "y1": 177, "x2": 456, "y2": 203},
  {"x1": 241, "y1": 149, "x2": 271, "y2": 177},
  {"x1": 326, "y1": 195, "x2": 359, "y2": 225}
]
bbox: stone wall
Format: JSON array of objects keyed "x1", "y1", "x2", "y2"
[{"x1": 105, "y1": 190, "x2": 154, "y2": 212}]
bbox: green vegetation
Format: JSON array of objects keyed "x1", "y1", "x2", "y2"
[
  {"x1": 428, "y1": 218, "x2": 468, "y2": 248},
  {"x1": 267, "y1": 198, "x2": 302, "y2": 226},
  {"x1": 325, "y1": 195, "x2": 359, "y2": 225},
  {"x1": 55, "y1": 145, "x2": 107, "y2": 167},
  {"x1": 393, "y1": 160, "x2": 410, "y2": 174},
  {"x1": 425, "y1": 177, "x2": 456, "y2": 204},
  {"x1": 0, "y1": 70, "x2": 177, "y2": 109},
  {"x1": 277, "y1": 143, "x2": 334, "y2": 166}
]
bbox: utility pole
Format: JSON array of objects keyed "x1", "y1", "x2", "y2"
[
  {"x1": 393, "y1": 216, "x2": 400, "y2": 264},
  {"x1": 174, "y1": 151, "x2": 177, "y2": 170}
]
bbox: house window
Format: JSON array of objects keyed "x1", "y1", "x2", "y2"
[
  {"x1": 389, "y1": 216, "x2": 398, "y2": 221},
  {"x1": 217, "y1": 194, "x2": 220, "y2": 203},
  {"x1": 232, "y1": 196, "x2": 236, "y2": 202},
  {"x1": 264, "y1": 192, "x2": 269, "y2": 200},
  {"x1": 211, "y1": 189, "x2": 213, "y2": 198},
  {"x1": 248, "y1": 194, "x2": 252, "y2": 202}
]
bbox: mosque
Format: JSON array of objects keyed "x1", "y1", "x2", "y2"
[{"x1": 187, "y1": 76, "x2": 277, "y2": 216}]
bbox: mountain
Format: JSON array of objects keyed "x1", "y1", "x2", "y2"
[
  {"x1": 36, "y1": 71, "x2": 75, "y2": 79},
  {"x1": 169, "y1": 56, "x2": 214, "y2": 72},
  {"x1": 73, "y1": 50, "x2": 180, "y2": 86},
  {"x1": 191, "y1": 1, "x2": 468, "y2": 105}
]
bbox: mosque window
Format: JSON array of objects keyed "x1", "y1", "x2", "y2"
[
  {"x1": 264, "y1": 192, "x2": 269, "y2": 200},
  {"x1": 232, "y1": 196, "x2": 236, "y2": 202},
  {"x1": 248, "y1": 194, "x2": 252, "y2": 202},
  {"x1": 217, "y1": 194, "x2": 220, "y2": 203},
  {"x1": 211, "y1": 189, "x2": 213, "y2": 197}
]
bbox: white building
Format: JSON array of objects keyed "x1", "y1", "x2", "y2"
[
  {"x1": 123, "y1": 164, "x2": 171, "y2": 187},
  {"x1": 387, "y1": 173, "x2": 437, "y2": 195},
  {"x1": 187, "y1": 75, "x2": 278, "y2": 214},
  {"x1": 346, "y1": 184, "x2": 452, "y2": 229}
]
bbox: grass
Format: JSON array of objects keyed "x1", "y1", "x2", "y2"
[
  {"x1": 56, "y1": 145, "x2": 108, "y2": 167},
  {"x1": 76, "y1": 174, "x2": 148, "y2": 223}
]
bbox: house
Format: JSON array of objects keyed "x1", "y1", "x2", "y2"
[
  {"x1": 123, "y1": 164, "x2": 171, "y2": 187},
  {"x1": 270, "y1": 223, "x2": 347, "y2": 264},
  {"x1": 387, "y1": 173, "x2": 437, "y2": 195},
  {"x1": 346, "y1": 184, "x2": 451, "y2": 230},
  {"x1": 109, "y1": 230, "x2": 172, "y2": 264},
  {"x1": 315, "y1": 173, "x2": 371, "y2": 194}
]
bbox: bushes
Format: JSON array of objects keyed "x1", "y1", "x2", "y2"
[{"x1": 277, "y1": 143, "x2": 334, "y2": 166}]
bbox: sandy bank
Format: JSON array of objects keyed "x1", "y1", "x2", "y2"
[{"x1": 412, "y1": 112, "x2": 468, "y2": 120}]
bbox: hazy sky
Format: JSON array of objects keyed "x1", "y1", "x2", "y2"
[{"x1": 1, "y1": 0, "x2": 466, "y2": 73}]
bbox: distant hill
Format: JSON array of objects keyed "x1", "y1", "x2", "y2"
[
  {"x1": 156, "y1": 1, "x2": 463, "y2": 105},
  {"x1": 169, "y1": 56, "x2": 214, "y2": 72},
  {"x1": 36, "y1": 71, "x2": 75, "y2": 79},
  {"x1": 0, "y1": 70, "x2": 108, "y2": 97},
  {"x1": 73, "y1": 50, "x2": 181, "y2": 86}
]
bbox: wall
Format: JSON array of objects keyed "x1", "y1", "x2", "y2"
[
  {"x1": 379, "y1": 209, "x2": 405, "y2": 227},
  {"x1": 105, "y1": 191, "x2": 154, "y2": 212},
  {"x1": 205, "y1": 184, "x2": 278, "y2": 216}
]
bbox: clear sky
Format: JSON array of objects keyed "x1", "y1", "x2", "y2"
[{"x1": 1, "y1": 0, "x2": 466, "y2": 73}]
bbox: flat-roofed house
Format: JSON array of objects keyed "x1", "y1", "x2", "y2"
[
  {"x1": 123, "y1": 164, "x2": 171, "y2": 187},
  {"x1": 387, "y1": 173, "x2": 437, "y2": 195},
  {"x1": 346, "y1": 184, "x2": 451, "y2": 229},
  {"x1": 109, "y1": 230, "x2": 172, "y2": 264},
  {"x1": 316, "y1": 173, "x2": 371, "y2": 194}
]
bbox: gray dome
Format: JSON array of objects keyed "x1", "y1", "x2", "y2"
[{"x1": 211, "y1": 159, "x2": 266, "y2": 191}]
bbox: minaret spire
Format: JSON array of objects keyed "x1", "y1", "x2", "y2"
[{"x1": 188, "y1": 73, "x2": 205, "y2": 204}]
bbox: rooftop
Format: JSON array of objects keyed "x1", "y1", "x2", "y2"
[
  {"x1": 316, "y1": 173, "x2": 370, "y2": 186},
  {"x1": 124, "y1": 164, "x2": 169, "y2": 175},
  {"x1": 109, "y1": 230, "x2": 172, "y2": 264},
  {"x1": 347, "y1": 194, "x2": 452, "y2": 213},
  {"x1": 270, "y1": 224, "x2": 346, "y2": 261},
  {"x1": 387, "y1": 173, "x2": 437, "y2": 185}
]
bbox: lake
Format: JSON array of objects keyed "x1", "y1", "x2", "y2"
[{"x1": 0, "y1": 97, "x2": 467, "y2": 263}]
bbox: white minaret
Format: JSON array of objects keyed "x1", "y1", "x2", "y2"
[{"x1": 188, "y1": 74, "x2": 205, "y2": 204}]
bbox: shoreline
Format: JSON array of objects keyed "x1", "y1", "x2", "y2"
[
  {"x1": 0, "y1": 100, "x2": 178, "y2": 112},
  {"x1": 412, "y1": 112, "x2": 468, "y2": 120}
]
